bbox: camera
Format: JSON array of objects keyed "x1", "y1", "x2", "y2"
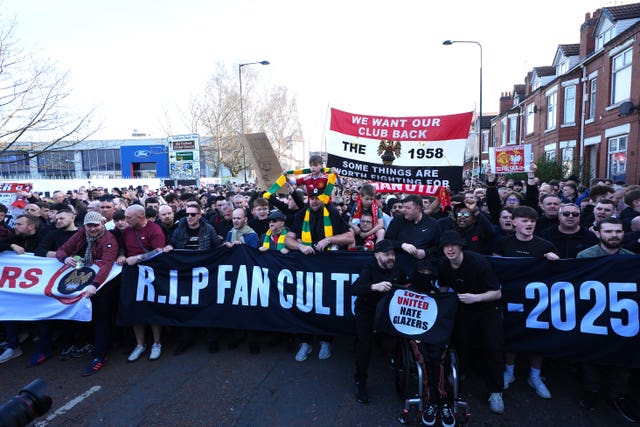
[{"x1": 0, "y1": 379, "x2": 52, "y2": 427}]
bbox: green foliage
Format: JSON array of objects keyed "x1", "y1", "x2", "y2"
[{"x1": 534, "y1": 157, "x2": 564, "y2": 183}]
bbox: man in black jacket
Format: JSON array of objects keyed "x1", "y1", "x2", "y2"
[{"x1": 351, "y1": 239, "x2": 409, "y2": 404}]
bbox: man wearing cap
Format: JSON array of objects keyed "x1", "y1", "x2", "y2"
[
  {"x1": 351, "y1": 239, "x2": 409, "y2": 404},
  {"x1": 438, "y1": 230, "x2": 505, "y2": 415},
  {"x1": 259, "y1": 210, "x2": 290, "y2": 254},
  {"x1": 52, "y1": 211, "x2": 119, "y2": 375},
  {"x1": 285, "y1": 186, "x2": 354, "y2": 362}
]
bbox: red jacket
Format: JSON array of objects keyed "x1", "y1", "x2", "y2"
[{"x1": 56, "y1": 227, "x2": 119, "y2": 287}]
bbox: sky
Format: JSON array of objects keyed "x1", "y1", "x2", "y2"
[{"x1": 2, "y1": 0, "x2": 632, "y2": 152}]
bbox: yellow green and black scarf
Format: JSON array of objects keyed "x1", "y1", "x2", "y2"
[{"x1": 301, "y1": 206, "x2": 333, "y2": 246}]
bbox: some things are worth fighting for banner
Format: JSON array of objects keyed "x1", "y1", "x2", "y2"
[{"x1": 327, "y1": 108, "x2": 472, "y2": 190}]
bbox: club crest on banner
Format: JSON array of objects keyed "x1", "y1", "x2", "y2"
[
  {"x1": 388, "y1": 289, "x2": 438, "y2": 335},
  {"x1": 44, "y1": 263, "x2": 99, "y2": 304}
]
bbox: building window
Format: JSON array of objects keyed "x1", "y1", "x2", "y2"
[
  {"x1": 561, "y1": 145, "x2": 575, "y2": 177},
  {"x1": 558, "y1": 60, "x2": 569, "y2": 75},
  {"x1": 0, "y1": 151, "x2": 30, "y2": 177},
  {"x1": 501, "y1": 118, "x2": 507, "y2": 147},
  {"x1": 611, "y1": 47, "x2": 632, "y2": 105},
  {"x1": 37, "y1": 151, "x2": 76, "y2": 178},
  {"x1": 491, "y1": 124, "x2": 497, "y2": 148},
  {"x1": 563, "y1": 86, "x2": 576, "y2": 125},
  {"x1": 482, "y1": 129, "x2": 488, "y2": 153},
  {"x1": 526, "y1": 104, "x2": 535, "y2": 135},
  {"x1": 546, "y1": 91, "x2": 557, "y2": 130},
  {"x1": 82, "y1": 149, "x2": 122, "y2": 175},
  {"x1": 608, "y1": 135, "x2": 627, "y2": 184},
  {"x1": 508, "y1": 116, "x2": 517, "y2": 144},
  {"x1": 545, "y1": 143, "x2": 557, "y2": 162},
  {"x1": 588, "y1": 78, "x2": 597, "y2": 120},
  {"x1": 596, "y1": 25, "x2": 614, "y2": 50}
]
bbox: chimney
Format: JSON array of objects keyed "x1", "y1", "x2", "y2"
[
  {"x1": 580, "y1": 10, "x2": 599, "y2": 59},
  {"x1": 499, "y1": 92, "x2": 513, "y2": 115}
]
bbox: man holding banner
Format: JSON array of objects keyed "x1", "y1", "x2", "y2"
[
  {"x1": 285, "y1": 186, "x2": 354, "y2": 362},
  {"x1": 55, "y1": 211, "x2": 119, "y2": 376},
  {"x1": 437, "y1": 230, "x2": 505, "y2": 415},
  {"x1": 576, "y1": 218, "x2": 639, "y2": 422},
  {"x1": 351, "y1": 239, "x2": 409, "y2": 404}
]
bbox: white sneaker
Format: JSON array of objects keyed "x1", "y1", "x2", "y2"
[
  {"x1": 488, "y1": 392, "x2": 504, "y2": 414},
  {"x1": 127, "y1": 344, "x2": 146, "y2": 362},
  {"x1": 503, "y1": 370, "x2": 515, "y2": 390},
  {"x1": 0, "y1": 347, "x2": 23, "y2": 364},
  {"x1": 149, "y1": 343, "x2": 162, "y2": 361},
  {"x1": 295, "y1": 343, "x2": 312, "y2": 362},
  {"x1": 528, "y1": 375, "x2": 551, "y2": 399},
  {"x1": 318, "y1": 341, "x2": 332, "y2": 360}
]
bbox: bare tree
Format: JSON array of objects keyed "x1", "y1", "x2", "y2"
[
  {"x1": 0, "y1": 17, "x2": 98, "y2": 163},
  {"x1": 256, "y1": 85, "x2": 302, "y2": 170},
  {"x1": 191, "y1": 63, "x2": 242, "y2": 177},
  {"x1": 190, "y1": 63, "x2": 303, "y2": 179}
]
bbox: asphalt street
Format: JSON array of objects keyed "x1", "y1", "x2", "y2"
[{"x1": 1, "y1": 330, "x2": 636, "y2": 426}]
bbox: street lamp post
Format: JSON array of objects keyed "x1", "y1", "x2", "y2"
[
  {"x1": 238, "y1": 60, "x2": 269, "y2": 183},
  {"x1": 443, "y1": 40, "x2": 483, "y2": 179}
]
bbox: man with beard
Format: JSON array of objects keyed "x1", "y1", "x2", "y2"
[
  {"x1": 35, "y1": 208, "x2": 79, "y2": 257},
  {"x1": 156, "y1": 205, "x2": 178, "y2": 242},
  {"x1": 577, "y1": 218, "x2": 638, "y2": 422},
  {"x1": 351, "y1": 239, "x2": 409, "y2": 404},
  {"x1": 224, "y1": 208, "x2": 259, "y2": 248},
  {"x1": 540, "y1": 203, "x2": 598, "y2": 258},
  {"x1": 49, "y1": 211, "x2": 118, "y2": 375},
  {"x1": 494, "y1": 205, "x2": 558, "y2": 400},
  {"x1": 285, "y1": 187, "x2": 354, "y2": 362},
  {"x1": 437, "y1": 197, "x2": 494, "y2": 255}
]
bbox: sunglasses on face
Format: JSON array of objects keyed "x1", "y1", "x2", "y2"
[
  {"x1": 456, "y1": 212, "x2": 472, "y2": 218},
  {"x1": 561, "y1": 212, "x2": 580, "y2": 217},
  {"x1": 186, "y1": 212, "x2": 200, "y2": 217}
]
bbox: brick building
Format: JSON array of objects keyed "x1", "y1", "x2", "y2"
[{"x1": 487, "y1": 2, "x2": 640, "y2": 185}]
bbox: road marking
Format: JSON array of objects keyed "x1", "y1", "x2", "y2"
[{"x1": 34, "y1": 385, "x2": 102, "y2": 426}]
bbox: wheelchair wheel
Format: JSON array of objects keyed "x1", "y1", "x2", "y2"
[
  {"x1": 394, "y1": 339, "x2": 412, "y2": 400},
  {"x1": 447, "y1": 348, "x2": 471, "y2": 426}
]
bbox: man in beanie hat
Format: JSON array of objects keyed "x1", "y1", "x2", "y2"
[
  {"x1": 437, "y1": 230, "x2": 505, "y2": 415},
  {"x1": 52, "y1": 211, "x2": 119, "y2": 376},
  {"x1": 351, "y1": 239, "x2": 409, "y2": 404}
]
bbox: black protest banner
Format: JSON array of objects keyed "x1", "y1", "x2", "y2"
[
  {"x1": 118, "y1": 246, "x2": 370, "y2": 336},
  {"x1": 489, "y1": 255, "x2": 640, "y2": 368},
  {"x1": 117, "y1": 246, "x2": 640, "y2": 367},
  {"x1": 374, "y1": 288, "x2": 458, "y2": 345}
]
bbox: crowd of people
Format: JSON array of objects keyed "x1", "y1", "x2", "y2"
[{"x1": 1, "y1": 155, "x2": 640, "y2": 425}]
